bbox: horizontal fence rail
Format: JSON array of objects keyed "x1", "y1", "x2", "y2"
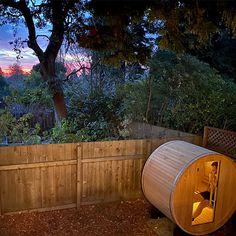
[{"x1": 0, "y1": 136, "x2": 202, "y2": 215}]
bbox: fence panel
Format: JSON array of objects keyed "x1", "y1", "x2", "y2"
[
  {"x1": 80, "y1": 139, "x2": 147, "y2": 204},
  {"x1": 203, "y1": 126, "x2": 236, "y2": 160},
  {"x1": 0, "y1": 143, "x2": 77, "y2": 214},
  {"x1": 0, "y1": 136, "x2": 201, "y2": 214}
]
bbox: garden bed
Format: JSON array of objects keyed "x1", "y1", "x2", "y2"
[{"x1": 0, "y1": 199, "x2": 235, "y2": 236}]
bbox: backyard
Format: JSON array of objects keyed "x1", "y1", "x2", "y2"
[
  {"x1": 0, "y1": 1, "x2": 236, "y2": 236},
  {"x1": 0, "y1": 199, "x2": 235, "y2": 236}
]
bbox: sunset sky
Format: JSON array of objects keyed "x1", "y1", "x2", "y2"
[
  {"x1": 0, "y1": 23, "x2": 91, "y2": 77},
  {"x1": 0, "y1": 23, "x2": 41, "y2": 75}
]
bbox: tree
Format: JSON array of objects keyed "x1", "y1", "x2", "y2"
[
  {"x1": 8, "y1": 63, "x2": 24, "y2": 77},
  {"x1": 77, "y1": 1, "x2": 236, "y2": 53},
  {"x1": 148, "y1": 0, "x2": 236, "y2": 51},
  {"x1": 1, "y1": 0, "x2": 235, "y2": 121},
  {"x1": 186, "y1": 31, "x2": 236, "y2": 83},
  {"x1": 0, "y1": 0, "x2": 85, "y2": 120},
  {"x1": 123, "y1": 50, "x2": 236, "y2": 133},
  {"x1": 0, "y1": 73, "x2": 9, "y2": 99},
  {"x1": 0, "y1": 1, "x2": 148, "y2": 121},
  {"x1": 77, "y1": 1, "x2": 157, "y2": 65}
]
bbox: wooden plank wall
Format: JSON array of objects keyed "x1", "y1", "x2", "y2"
[
  {"x1": 0, "y1": 144, "x2": 77, "y2": 214},
  {"x1": 80, "y1": 140, "x2": 148, "y2": 205},
  {"x1": 0, "y1": 136, "x2": 202, "y2": 214},
  {"x1": 128, "y1": 122, "x2": 199, "y2": 139}
]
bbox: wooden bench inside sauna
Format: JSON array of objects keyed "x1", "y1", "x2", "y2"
[{"x1": 142, "y1": 140, "x2": 236, "y2": 235}]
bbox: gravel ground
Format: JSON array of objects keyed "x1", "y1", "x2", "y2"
[{"x1": 0, "y1": 199, "x2": 235, "y2": 236}]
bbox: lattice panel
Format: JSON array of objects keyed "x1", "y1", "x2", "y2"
[{"x1": 204, "y1": 127, "x2": 236, "y2": 160}]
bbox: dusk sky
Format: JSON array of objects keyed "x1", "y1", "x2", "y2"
[
  {"x1": 0, "y1": 23, "x2": 41, "y2": 74},
  {"x1": 0, "y1": 22, "x2": 90, "y2": 76}
]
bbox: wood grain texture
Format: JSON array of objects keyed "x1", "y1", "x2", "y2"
[
  {"x1": 0, "y1": 137, "x2": 201, "y2": 215},
  {"x1": 142, "y1": 141, "x2": 236, "y2": 235},
  {"x1": 76, "y1": 144, "x2": 82, "y2": 209}
]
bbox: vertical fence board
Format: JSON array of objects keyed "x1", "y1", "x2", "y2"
[
  {"x1": 0, "y1": 171, "x2": 2, "y2": 215},
  {"x1": 76, "y1": 144, "x2": 82, "y2": 209},
  {"x1": 0, "y1": 136, "x2": 204, "y2": 214},
  {"x1": 71, "y1": 164, "x2": 77, "y2": 202}
]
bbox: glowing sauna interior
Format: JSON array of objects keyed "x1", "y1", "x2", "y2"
[{"x1": 142, "y1": 140, "x2": 236, "y2": 235}]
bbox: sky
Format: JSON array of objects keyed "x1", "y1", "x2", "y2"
[
  {"x1": 0, "y1": 24, "x2": 40, "y2": 75},
  {"x1": 0, "y1": 2, "x2": 92, "y2": 77},
  {"x1": 0, "y1": 23, "x2": 90, "y2": 77}
]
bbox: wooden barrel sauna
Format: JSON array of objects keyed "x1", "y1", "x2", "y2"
[{"x1": 142, "y1": 140, "x2": 236, "y2": 235}]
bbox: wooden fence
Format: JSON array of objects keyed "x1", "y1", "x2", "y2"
[
  {"x1": 128, "y1": 122, "x2": 198, "y2": 139},
  {"x1": 0, "y1": 136, "x2": 202, "y2": 215},
  {"x1": 203, "y1": 126, "x2": 236, "y2": 160}
]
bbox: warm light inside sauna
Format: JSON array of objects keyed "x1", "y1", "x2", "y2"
[
  {"x1": 191, "y1": 160, "x2": 220, "y2": 226},
  {"x1": 192, "y1": 202, "x2": 214, "y2": 225}
]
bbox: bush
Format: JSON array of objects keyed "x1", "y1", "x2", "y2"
[
  {"x1": 0, "y1": 111, "x2": 41, "y2": 144},
  {"x1": 66, "y1": 91, "x2": 124, "y2": 140},
  {"x1": 51, "y1": 119, "x2": 81, "y2": 143},
  {"x1": 123, "y1": 50, "x2": 236, "y2": 134}
]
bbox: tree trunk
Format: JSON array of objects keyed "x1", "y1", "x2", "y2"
[
  {"x1": 40, "y1": 58, "x2": 67, "y2": 121},
  {"x1": 145, "y1": 76, "x2": 153, "y2": 122},
  {"x1": 51, "y1": 89, "x2": 67, "y2": 121}
]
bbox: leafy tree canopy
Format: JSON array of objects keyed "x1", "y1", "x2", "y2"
[
  {"x1": 0, "y1": 0, "x2": 235, "y2": 120},
  {"x1": 1, "y1": 1, "x2": 235, "y2": 63},
  {"x1": 78, "y1": 0, "x2": 236, "y2": 55},
  {"x1": 186, "y1": 30, "x2": 236, "y2": 83},
  {"x1": 123, "y1": 50, "x2": 236, "y2": 134}
]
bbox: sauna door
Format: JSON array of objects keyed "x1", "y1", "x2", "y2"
[{"x1": 192, "y1": 160, "x2": 220, "y2": 225}]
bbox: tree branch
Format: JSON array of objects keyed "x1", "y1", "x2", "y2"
[
  {"x1": 64, "y1": 65, "x2": 90, "y2": 81},
  {"x1": 0, "y1": 0, "x2": 44, "y2": 61},
  {"x1": 36, "y1": 34, "x2": 50, "y2": 40},
  {"x1": 44, "y1": 1, "x2": 65, "y2": 60},
  {"x1": 44, "y1": 0, "x2": 79, "y2": 60}
]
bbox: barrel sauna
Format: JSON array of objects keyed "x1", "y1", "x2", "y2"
[{"x1": 142, "y1": 140, "x2": 236, "y2": 235}]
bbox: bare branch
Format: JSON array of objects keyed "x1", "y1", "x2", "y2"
[
  {"x1": 30, "y1": 0, "x2": 36, "y2": 7},
  {"x1": 36, "y1": 34, "x2": 50, "y2": 40},
  {"x1": 0, "y1": 0, "x2": 44, "y2": 61},
  {"x1": 64, "y1": 0, "x2": 78, "y2": 15},
  {"x1": 64, "y1": 66, "x2": 90, "y2": 81}
]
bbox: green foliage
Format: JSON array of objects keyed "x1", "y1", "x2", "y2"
[
  {"x1": 50, "y1": 90, "x2": 125, "y2": 143},
  {"x1": 151, "y1": 1, "x2": 236, "y2": 52},
  {"x1": 80, "y1": 0, "x2": 236, "y2": 61},
  {"x1": 4, "y1": 70, "x2": 52, "y2": 109},
  {"x1": 67, "y1": 91, "x2": 124, "y2": 141},
  {"x1": 0, "y1": 110, "x2": 16, "y2": 137},
  {"x1": 0, "y1": 74, "x2": 10, "y2": 99},
  {"x1": 0, "y1": 111, "x2": 41, "y2": 144},
  {"x1": 187, "y1": 31, "x2": 236, "y2": 83},
  {"x1": 120, "y1": 80, "x2": 150, "y2": 122},
  {"x1": 123, "y1": 50, "x2": 236, "y2": 134},
  {"x1": 51, "y1": 119, "x2": 82, "y2": 143},
  {"x1": 22, "y1": 70, "x2": 52, "y2": 107},
  {"x1": 78, "y1": 1, "x2": 156, "y2": 65}
]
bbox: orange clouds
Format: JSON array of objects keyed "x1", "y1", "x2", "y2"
[{"x1": 1, "y1": 67, "x2": 31, "y2": 76}]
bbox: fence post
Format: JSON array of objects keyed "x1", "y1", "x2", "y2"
[
  {"x1": 77, "y1": 143, "x2": 83, "y2": 209},
  {"x1": 203, "y1": 126, "x2": 209, "y2": 147},
  {"x1": 0, "y1": 171, "x2": 2, "y2": 215},
  {"x1": 146, "y1": 139, "x2": 152, "y2": 157}
]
